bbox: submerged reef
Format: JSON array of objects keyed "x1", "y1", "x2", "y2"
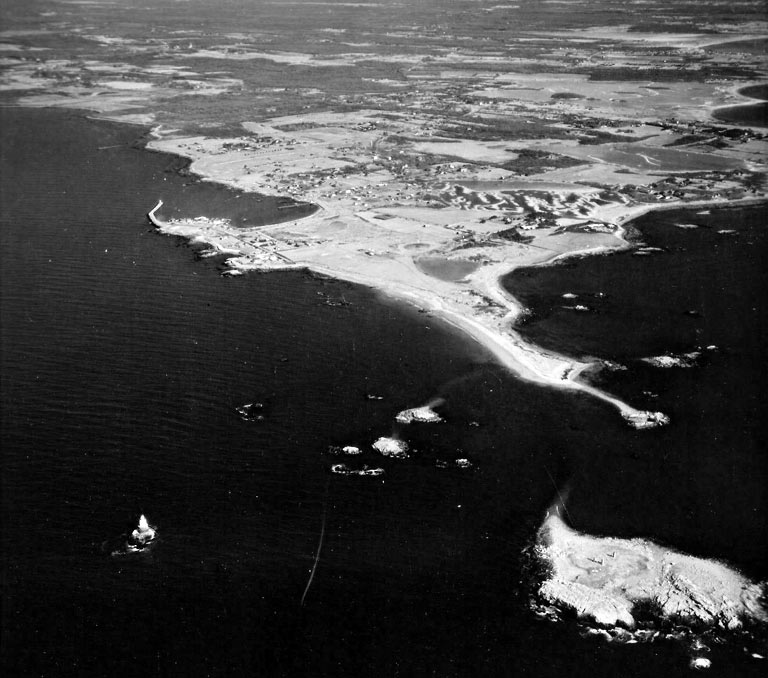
[{"x1": 330, "y1": 464, "x2": 384, "y2": 477}]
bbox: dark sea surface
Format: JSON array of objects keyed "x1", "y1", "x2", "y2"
[
  {"x1": 2, "y1": 108, "x2": 766, "y2": 678},
  {"x1": 712, "y1": 83, "x2": 768, "y2": 127},
  {"x1": 740, "y1": 84, "x2": 768, "y2": 101},
  {"x1": 712, "y1": 102, "x2": 768, "y2": 128},
  {"x1": 504, "y1": 205, "x2": 768, "y2": 569}
]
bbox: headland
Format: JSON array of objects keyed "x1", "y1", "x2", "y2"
[
  {"x1": 534, "y1": 508, "x2": 768, "y2": 643},
  {"x1": 2, "y1": 7, "x2": 766, "y2": 423},
  {"x1": 143, "y1": 152, "x2": 763, "y2": 429}
]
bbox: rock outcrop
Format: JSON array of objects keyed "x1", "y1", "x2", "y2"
[
  {"x1": 641, "y1": 351, "x2": 701, "y2": 369},
  {"x1": 395, "y1": 405, "x2": 443, "y2": 424},
  {"x1": 372, "y1": 437, "x2": 409, "y2": 458},
  {"x1": 327, "y1": 445, "x2": 362, "y2": 456},
  {"x1": 331, "y1": 464, "x2": 384, "y2": 477},
  {"x1": 622, "y1": 410, "x2": 670, "y2": 429},
  {"x1": 535, "y1": 513, "x2": 767, "y2": 632}
]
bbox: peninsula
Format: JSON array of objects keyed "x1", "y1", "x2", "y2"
[
  {"x1": 142, "y1": 98, "x2": 764, "y2": 427},
  {"x1": 3, "y1": 8, "x2": 764, "y2": 429}
]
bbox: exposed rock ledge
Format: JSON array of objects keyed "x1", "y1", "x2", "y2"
[
  {"x1": 535, "y1": 513, "x2": 767, "y2": 631},
  {"x1": 641, "y1": 351, "x2": 701, "y2": 369},
  {"x1": 395, "y1": 405, "x2": 443, "y2": 424},
  {"x1": 621, "y1": 410, "x2": 670, "y2": 429},
  {"x1": 372, "y1": 437, "x2": 409, "y2": 458}
]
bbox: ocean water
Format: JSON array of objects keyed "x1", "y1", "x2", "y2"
[
  {"x1": 505, "y1": 205, "x2": 768, "y2": 574},
  {"x1": 712, "y1": 84, "x2": 768, "y2": 128},
  {"x1": 712, "y1": 102, "x2": 768, "y2": 128},
  {"x1": 2, "y1": 108, "x2": 765, "y2": 677}
]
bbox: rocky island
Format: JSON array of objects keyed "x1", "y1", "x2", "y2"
[{"x1": 535, "y1": 509, "x2": 767, "y2": 632}]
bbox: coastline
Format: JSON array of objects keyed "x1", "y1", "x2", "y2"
[
  {"x1": 147, "y1": 170, "x2": 763, "y2": 428},
  {"x1": 136, "y1": 116, "x2": 766, "y2": 427},
  {"x1": 8, "y1": 99, "x2": 760, "y2": 428},
  {"x1": 535, "y1": 511, "x2": 768, "y2": 640},
  {"x1": 709, "y1": 81, "x2": 768, "y2": 131}
]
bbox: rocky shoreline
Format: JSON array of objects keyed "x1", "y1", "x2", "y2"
[{"x1": 534, "y1": 511, "x2": 767, "y2": 647}]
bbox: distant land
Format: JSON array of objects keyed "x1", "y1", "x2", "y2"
[{"x1": 2, "y1": 0, "x2": 766, "y2": 668}]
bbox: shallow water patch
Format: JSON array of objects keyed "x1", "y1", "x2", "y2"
[{"x1": 414, "y1": 256, "x2": 480, "y2": 281}]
